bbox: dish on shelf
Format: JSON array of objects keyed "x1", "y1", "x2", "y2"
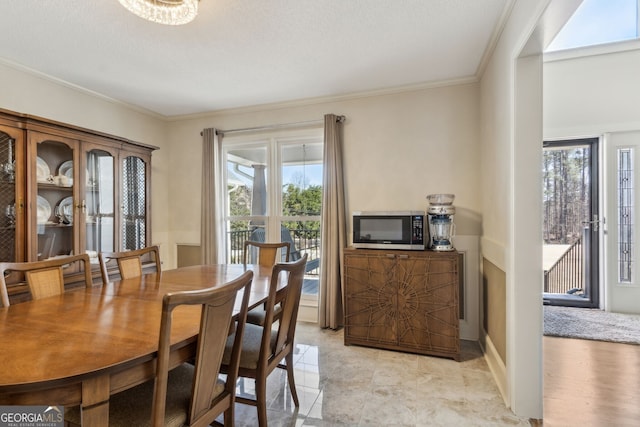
[
  {"x1": 58, "y1": 160, "x2": 73, "y2": 179},
  {"x1": 37, "y1": 195, "x2": 51, "y2": 224},
  {"x1": 55, "y1": 196, "x2": 74, "y2": 225},
  {"x1": 36, "y1": 157, "x2": 51, "y2": 183}
]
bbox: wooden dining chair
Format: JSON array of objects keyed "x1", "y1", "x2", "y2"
[
  {"x1": 221, "y1": 254, "x2": 307, "y2": 427},
  {"x1": 0, "y1": 253, "x2": 93, "y2": 307},
  {"x1": 243, "y1": 240, "x2": 290, "y2": 267},
  {"x1": 243, "y1": 240, "x2": 291, "y2": 326},
  {"x1": 65, "y1": 270, "x2": 254, "y2": 427},
  {"x1": 98, "y1": 245, "x2": 161, "y2": 285}
]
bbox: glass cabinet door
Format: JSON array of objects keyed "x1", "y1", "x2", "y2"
[
  {"x1": 122, "y1": 155, "x2": 148, "y2": 250},
  {"x1": 0, "y1": 125, "x2": 24, "y2": 262},
  {"x1": 85, "y1": 148, "x2": 115, "y2": 260},
  {"x1": 30, "y1": 133, "x2": 78, "y2": 261}
]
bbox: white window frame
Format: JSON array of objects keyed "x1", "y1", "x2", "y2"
[{"x1": 221, "y1": 128, "x2": 323, "y2": 262}]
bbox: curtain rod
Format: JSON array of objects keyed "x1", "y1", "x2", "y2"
[{"x1": 201, "y1": 115, "x2": 345, "y2": 136}]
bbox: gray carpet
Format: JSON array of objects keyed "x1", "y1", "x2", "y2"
[{"x1": 544, "y1": 305, "x2": 640, "y2": 345}]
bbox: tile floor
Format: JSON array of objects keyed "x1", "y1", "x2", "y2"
[{"x1": 225, "y1": 322, "x2": 531, "y2": 426}]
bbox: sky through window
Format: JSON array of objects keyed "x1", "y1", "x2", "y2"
[{"x1": 546, "y1": 0, "x2": 638, "y2": 52}]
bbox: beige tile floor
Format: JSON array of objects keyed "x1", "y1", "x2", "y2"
[{"x1": 225, "y1": 322, "x2": 530, "y2": 426}]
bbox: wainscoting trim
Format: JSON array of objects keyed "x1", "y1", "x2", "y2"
[{"x1": 480, "y1": 328, "x2": 508, "y2": 407}]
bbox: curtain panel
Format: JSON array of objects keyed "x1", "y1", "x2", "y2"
[
  {"x1": 201, "y1": 128, "x2": 224, "y2": 265},
  {"x1": 319, "y1": 114, "x2": 346, "y2": 329}
]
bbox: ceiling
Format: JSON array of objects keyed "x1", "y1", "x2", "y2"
[{"x1": 0, "y1": 0, "x2": 510, "y2": 118}]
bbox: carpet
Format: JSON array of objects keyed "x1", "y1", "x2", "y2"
[{"x1": 543, "y1": 305, "x2": 640, "y2": 345}]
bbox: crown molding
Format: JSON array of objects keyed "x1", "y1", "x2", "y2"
[
  {"x1": 168, "y1": 76, "x2": 480, "y2": 122},
  {"x1": 0, "y1": 57, "x2": 166, "y2": 120}
]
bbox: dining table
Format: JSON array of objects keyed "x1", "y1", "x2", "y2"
[{"x1": 0, "y1": 263, "x2": 281, "y2": 426}]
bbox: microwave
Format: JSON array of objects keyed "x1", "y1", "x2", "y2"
[{"x1": 352, "y1": 211, "x2": 425, "y2": 250}]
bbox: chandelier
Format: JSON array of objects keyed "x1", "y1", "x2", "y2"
[{"x1": 118, "y1": 0, "x2": 198, "y2": 25}]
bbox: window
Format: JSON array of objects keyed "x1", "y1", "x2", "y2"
[
  {"x1": 222, "y1": 131, "x2": 323, "y2": 297},
  {"x1": 618, "y1": 148, "x2": 634, "y2": 283},
  {"x1": 546, "y1": 0, "x2": 639, "y2": 52}
]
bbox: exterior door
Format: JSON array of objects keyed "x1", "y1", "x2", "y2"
[
  {"x1": 542, "y1": 138, "x2": 599, "y2": 308},
  {"x1": 223, "y1": 132, "x2": 323, "y2": 322},
  {"x1": 605, "y1": 132, "x2": 640, "y2": 313}
]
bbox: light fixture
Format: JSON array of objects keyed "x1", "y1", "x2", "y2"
[{"x1": 118, "y1": 0, "x2": 198, "y2": 25}]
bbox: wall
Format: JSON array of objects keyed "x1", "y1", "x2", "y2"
[
  {"x1": 544, "y1": 47, "x2": 640, "y2": 314},
  {"x1": 479, "y1": 0, "x2": 555, "y2": 419},
  {"x1": 166, "y1": 83, "x2": 483, "y2": 260},
  {"x1": 544, "y1": 47, "x2": 640, "y2": 138},
  {"x1": 0, "y1": 61, "x2": 171, "y2": 262},
  {"x1": 166, "y1": 83, "x2": 484, "y2": 338}
]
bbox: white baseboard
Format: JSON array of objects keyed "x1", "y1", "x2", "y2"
[
  {"x1": 480, "y1": 329, "x2": 508, "y2": 407},
  {"x1": 298, "y1": 302, "x2": 319, "y2": 323}
]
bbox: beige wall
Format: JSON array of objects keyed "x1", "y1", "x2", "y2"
[
  {"x1": 0, "y1": 61, "x2": 172, "y2": 263},
  {"x1": 0, "y1": 59, "x2": 483, "y2": 275},
  {"x1": 166, "y1": 83, "x2": 483, "y2": 266}
]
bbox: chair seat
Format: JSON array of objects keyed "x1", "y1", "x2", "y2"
[
  {"x1": 246, "y1": 303, "x2": 282, "y2": 326},
  {"x1": 222, "y1": 323, "x2": 277, "y2": 370},
  {"x1": 65, "y1": 364, "x2": 225, "y2": 427}
]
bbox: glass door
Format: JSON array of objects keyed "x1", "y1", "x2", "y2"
[
  {"x1": 122, "y1": 154, "x2": 149, "y2": 250},
  {"x1": 84, "y1": 146, "x2": 116, "y2": 263},
  {"x1": 542, "y1": 138, "x2": 599, "y2": 308},
  {"x1": 29, "y1": 132, "x2": 79, "y2": 261},
  {"x1": 0, "y1": 124, "x2": 24, "y2": 262},
  {"x1": 280, "y1": 142, "x2": 322, "y2": 301}
]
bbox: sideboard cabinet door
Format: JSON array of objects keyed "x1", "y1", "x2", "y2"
[{"x1": 344, "y1": 248, "x2": 460, "y2": 360}]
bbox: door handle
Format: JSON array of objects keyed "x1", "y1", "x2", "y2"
[{"x1": 582, "y1": 215, "x2": 601, "y2": 231}]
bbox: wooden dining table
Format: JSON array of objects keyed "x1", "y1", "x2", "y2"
[{"x1": 0, "y1": 263, "x2": 280, "y2": 426}]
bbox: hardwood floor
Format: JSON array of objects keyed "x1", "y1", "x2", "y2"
[{"x1": 544, "y1": 336, "x2": 640, "y2": 426}]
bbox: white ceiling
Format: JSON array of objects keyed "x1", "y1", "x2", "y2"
[{"x1": 0, "y1": 0, "x2": 510, "y2": 118}]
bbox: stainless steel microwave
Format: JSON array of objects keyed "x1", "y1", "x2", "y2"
[{"x1": 352, "y1": 211, "x2": 425, "y2": 250}]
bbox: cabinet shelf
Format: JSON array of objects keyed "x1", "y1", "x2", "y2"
[
  {"x1": 37, "y1": 182, "x2": 73, "y2": 191},
  {"x1": 37, "y1": 222, "x2": 72, "y2": 228}
]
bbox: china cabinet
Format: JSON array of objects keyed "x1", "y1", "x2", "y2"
[
  {"x1": 343, "y1": 248, "x2": 460, "y2": 360},
  {"x1": 0, "y1": 108, "x2": 156, "y2": 301}
]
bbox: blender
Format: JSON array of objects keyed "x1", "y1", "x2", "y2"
[{"x1": 426, "y1": 194, "x2": 456, "y2": 251}]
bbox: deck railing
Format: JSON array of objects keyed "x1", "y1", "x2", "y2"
[
  {"x1": 227, "y1": 227, "x2": 320, "y2": 276},
  {"x1": 544, "y1": 228, "x2": 589, "y2": 295}
]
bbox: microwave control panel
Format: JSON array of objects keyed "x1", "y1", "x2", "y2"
[{"x1": 411, "y1": 215, "x2": 424, "y2": 244}]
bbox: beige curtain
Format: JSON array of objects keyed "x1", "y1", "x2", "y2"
[
  {"x1": 319, "y1": 114, "x2": 346, "y2": 329},
  {"x1": 200, "y1": 128, "x2": 224, "y2": 264}
]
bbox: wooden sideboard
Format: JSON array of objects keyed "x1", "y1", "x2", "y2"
[{"x1": 343, "y1": 247, "x2": 460, "y2": 360}]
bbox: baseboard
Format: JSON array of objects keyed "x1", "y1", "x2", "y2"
[
  {"x1": 480, "y1": 329, "x2": 508, "y2": 406},
  {"x1": 298, "y1": 303, "x2": 318, "y2": 323}
]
